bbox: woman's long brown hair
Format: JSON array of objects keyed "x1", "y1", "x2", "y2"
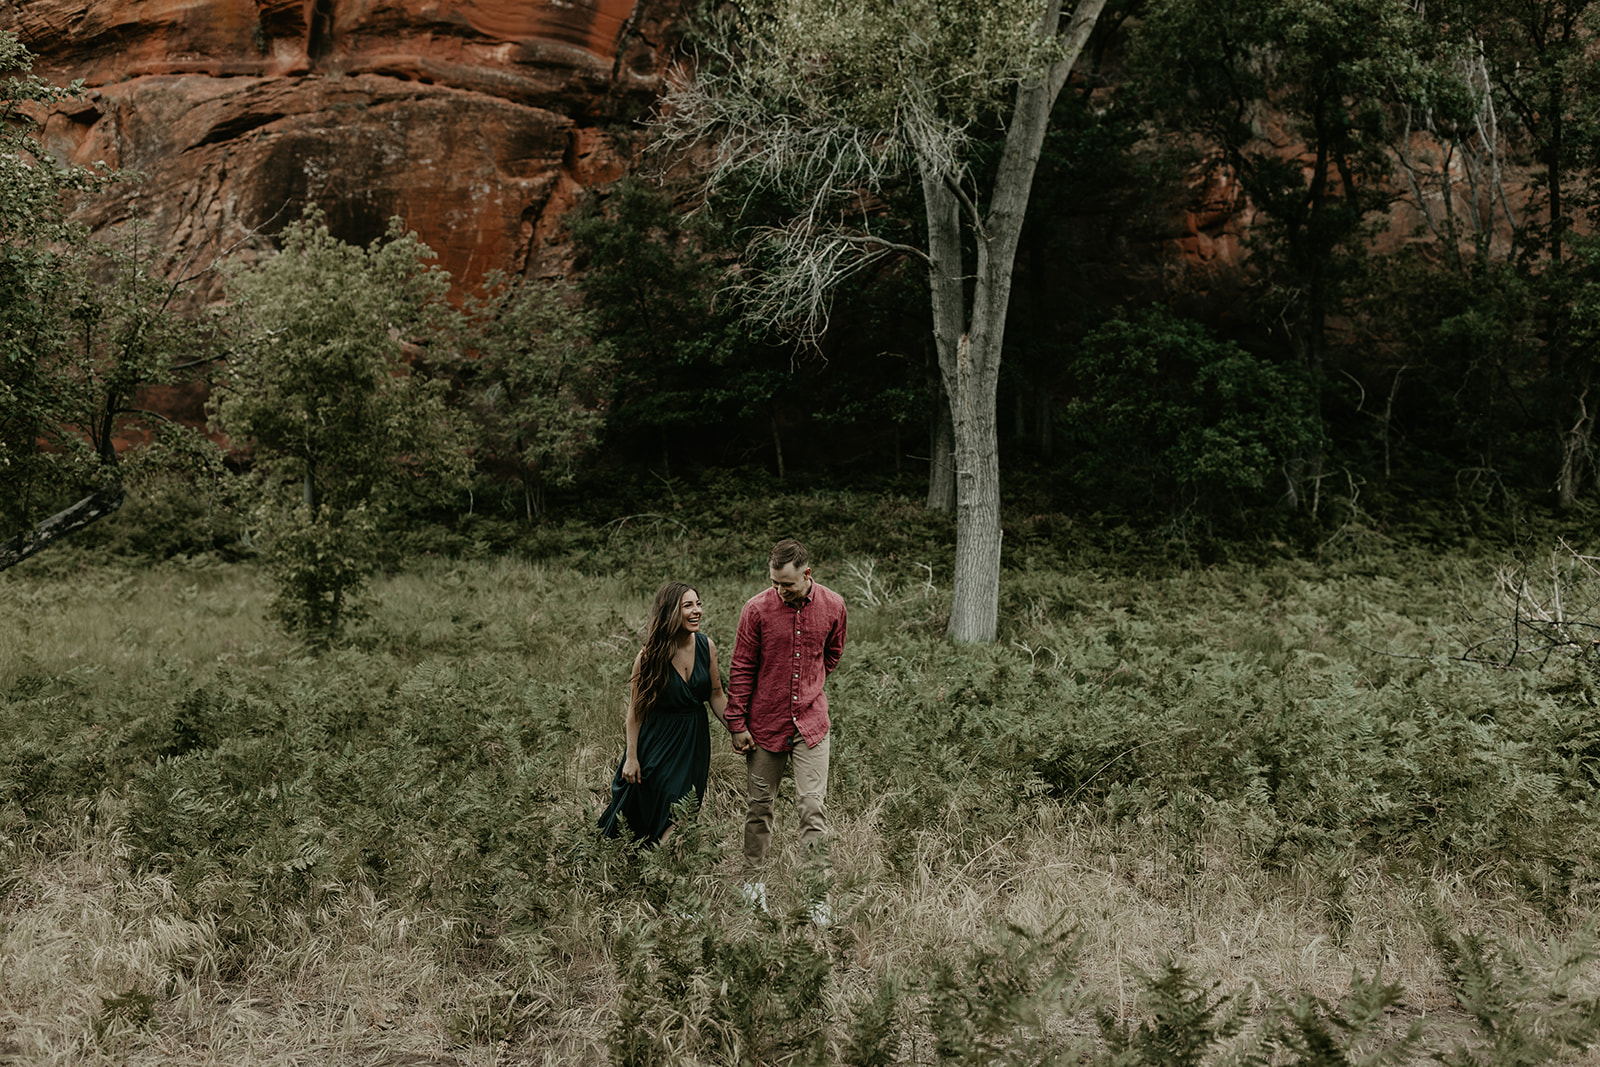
[{"x1": 633, "y1": 581, "x2": 695, "y2": 724}]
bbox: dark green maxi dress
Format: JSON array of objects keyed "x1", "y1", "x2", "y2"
[{"x1": 598, "y1": 631, "x2": 712, "y2": 845}]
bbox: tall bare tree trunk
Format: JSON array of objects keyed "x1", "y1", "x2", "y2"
[
  {"x1": 921, "y1": 0, "x2": 1106, "y2": 643},
  {"x1": 919, "y1": 162, "x2": 976, "y2": 635},
  {"x1": 927, "y1": 373, "x2": 956, "y2": 512},
  {"x1": 947, "y1": 332, "x2": 1004, "y2": 643}
]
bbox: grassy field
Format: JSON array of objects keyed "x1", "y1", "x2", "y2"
[{"x1": 5, "y1": 511, "x2": 1600, "y2": 1065}]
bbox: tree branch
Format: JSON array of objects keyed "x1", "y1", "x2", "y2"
[
  {"x1": 1048, "y1": 0, "x2": 1110, "y2": 99},
  {"x1": 733, "y1": 225, "x2": 923, "y2": 344},
  {"x1": 836, "y1": 231, "x2": 933, "y2": 266},
  {"x1": 170, "y1": 351, "x2": 230, "y2": 372},
  {"x1": 944, "y1": 173, "x2": 988, "y2": 241},
  {"x1": 125, "y1": 407, "x2": 182, "y2": 426},
  {"x1": 0, "y1": 483, "x2": 126, "y2": 572}
]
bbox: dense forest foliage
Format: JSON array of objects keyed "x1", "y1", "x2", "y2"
[
  {"x1": 560, "y1": 0, "x2": 1600, "y2": 530},
  {"x1": 7, "y1": 0, "x2": 1600, "y2": 622},
  {"x1": 620, "y1": 0, "x2": 1600, "y2": 518}
]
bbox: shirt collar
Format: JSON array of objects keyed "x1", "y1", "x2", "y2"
[{"x1": 775, "y1": 581, "x2": 813, "y2": 609}]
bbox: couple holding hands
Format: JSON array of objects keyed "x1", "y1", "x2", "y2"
[{"x1": 598, "y1": 539, "x2": 846, "y2": 904}]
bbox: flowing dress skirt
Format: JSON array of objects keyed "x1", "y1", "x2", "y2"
[{"x1": 598, "y1": 632, "x2": 712, "y2": 845}]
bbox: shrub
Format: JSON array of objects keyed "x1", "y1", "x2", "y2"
[
  {"x1": 214, "y1": 211, "x2": 469, "y2": 645},
  {"x1": 1064, "y1": 308, "x2": 1322, "y2": 513}
]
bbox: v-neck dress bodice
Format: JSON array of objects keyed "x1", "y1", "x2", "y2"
[{"x1": 598, "y1": 632, "x2": 713, "y2": 845}]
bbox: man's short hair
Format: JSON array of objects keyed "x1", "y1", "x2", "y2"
[{"x1": 769, "y1": 538, "x2": 809, "y2": 571}]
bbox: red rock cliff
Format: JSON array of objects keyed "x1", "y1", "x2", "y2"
[{"x1": 3, "y1": 0, "x2": 684, "y2": 298}]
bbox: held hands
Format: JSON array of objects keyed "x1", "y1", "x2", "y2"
[
  {"x1": 622, "y1": 755, "x2": 642, "y2": 783},
  {"x1": 730, "y1": 730, "x2": 755, "y2": 754}
]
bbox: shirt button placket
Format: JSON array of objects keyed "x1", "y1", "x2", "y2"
[{"x1": 792, "y1": 609, "x2": 801, "y2": 719}]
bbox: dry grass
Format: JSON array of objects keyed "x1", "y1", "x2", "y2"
[
  {"x1": 0, "y1": 798, "x2": 473, "y2": 1064},
  {"x1": 4, "y1": 554, "x2": 1600, "y2": 1063},
  {"x1": 0, "y1": 789, "x2": 1589, "y2": 1064}
]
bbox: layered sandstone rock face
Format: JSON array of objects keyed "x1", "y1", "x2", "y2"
[{"x1": 4, "y1": 0, "x2": 682, "y2": 299}]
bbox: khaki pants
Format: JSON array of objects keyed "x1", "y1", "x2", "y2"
[{"x1": 743, "y1": 731, "x2": 829, "y2": 864}]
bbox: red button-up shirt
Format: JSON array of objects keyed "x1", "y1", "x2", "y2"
[{"x1": 725, "y1": 582, "x2": 847, "y2": 752}]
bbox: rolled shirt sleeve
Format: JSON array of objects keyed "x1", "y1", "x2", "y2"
[{"x1": 725, "y1": 601, "x2": 762, "y2": 735}]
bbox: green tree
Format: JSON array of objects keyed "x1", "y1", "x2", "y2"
[
  {"x1": 1134, "y1": 0, "x2": 1426, "y2": 374},
  {"x1": 1341, "y1": 20, "x2": 1534, "y2": 490},
  {"x1": 457, "y1": 273, "x2": 615, "y2": 521},
  {"x1": 567, "y1": 180, "x2": 754, "y2": 473},
  {"x1": 1065, "y1": 308, "x2": 1322, "y2": 514},
  {"x1": 1379, "y1": 0, "x2": 1600, "y2": 505},
  {"x1": 1443, "y1": 0, "x2": 1598, "y2": 266},
  {"x1": 0, "y1": 32, "x2": 216, "y2": 568},
  {"x1": 570, "y1": 179, "x2": 929, "y2": 482},
  {"x1": 213, "y1": 212, "x2": 468, "y2": 644},
  {"x1": 658, "y1": 0, "x2": 1109, "y2": 642},
  {"x1": 1349, "y1": 255, "x2": 1544, "y2": 491},
  {"x1": 1460, "y1": 0, "x2": 1600, "y2": 507}
]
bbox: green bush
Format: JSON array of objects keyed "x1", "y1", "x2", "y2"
[{"x1": 1064, "y1": 308, "x2": 1322, "y2": 513}]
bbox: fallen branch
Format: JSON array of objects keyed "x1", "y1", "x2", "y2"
[{"x1": 0, "y1": 483, "x2": 125, "y2": 571}]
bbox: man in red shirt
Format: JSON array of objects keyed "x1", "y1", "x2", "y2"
[{"x1": 726, "y1": 539, "x2": 847, "y2": 909}]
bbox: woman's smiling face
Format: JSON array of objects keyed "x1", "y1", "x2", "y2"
[{"x1": 678, "y1": 589, "x2": 703, "y2": 633}]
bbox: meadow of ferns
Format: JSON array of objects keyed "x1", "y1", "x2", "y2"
[{"x1": 5, "y1": 486, "x2": 1600, "y2": 1064}]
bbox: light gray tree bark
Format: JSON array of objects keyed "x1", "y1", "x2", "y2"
[
  {"x1": 657, "y1": 0, "x2": 1107, "y2": 641},
  {"x1": 917, "y1": 0, "x2": 1106, "y2": 641},
  {"x1": 927, "y1": 375, "x2": 957, "y2": 512}
]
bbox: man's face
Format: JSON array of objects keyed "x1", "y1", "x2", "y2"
[{"x1": 770, "y1": 562, "x2": 812, "y2": 606}]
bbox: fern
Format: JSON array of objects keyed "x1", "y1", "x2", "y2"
[
  {"x1": 1429, "y1": 924, "x2": 1600, "y2": 1067},
  {"x1": 1096, "y1": 960, "x2": 1245, "y2": 1067}
]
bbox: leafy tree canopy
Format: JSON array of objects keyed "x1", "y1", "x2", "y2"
[
  {"x1": 659, "y1": 0, "x2": 1111, "y2": 641},
  {"x1": 0, "y1": 31, "x2": 220, "y2": 568},
  {"x1": 214, "y1": 210, "x2": 469, "y2": 643},
  {"x1": 457, "y1": 273, "x2": 615, "y2": 520},
  {"x1": 1066, "y1": 308, "x2": 1322, "y2": 509}
]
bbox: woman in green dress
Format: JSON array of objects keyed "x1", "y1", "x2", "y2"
[{"x1": 599, "y1": 581, "x2": 730, "y2": 845}]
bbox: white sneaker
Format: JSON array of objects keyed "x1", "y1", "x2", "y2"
[
  {"x1": 740, "y1": 881, "x2": 768, "y2": 913},
  {"x1": 807, "y1": 900, "x2": 832, "y2": 928}
]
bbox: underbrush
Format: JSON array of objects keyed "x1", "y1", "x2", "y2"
[{"x1": 5, "y1": 539, "x2": 1600, "y2": 1063}]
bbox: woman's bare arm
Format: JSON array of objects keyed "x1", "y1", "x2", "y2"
[
  {"x1": 707, "y1": 638, "x2": 730, "y2": 724},
  {"x1": 622, "y1": 651, "x2": 645, "y2": 782}
]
